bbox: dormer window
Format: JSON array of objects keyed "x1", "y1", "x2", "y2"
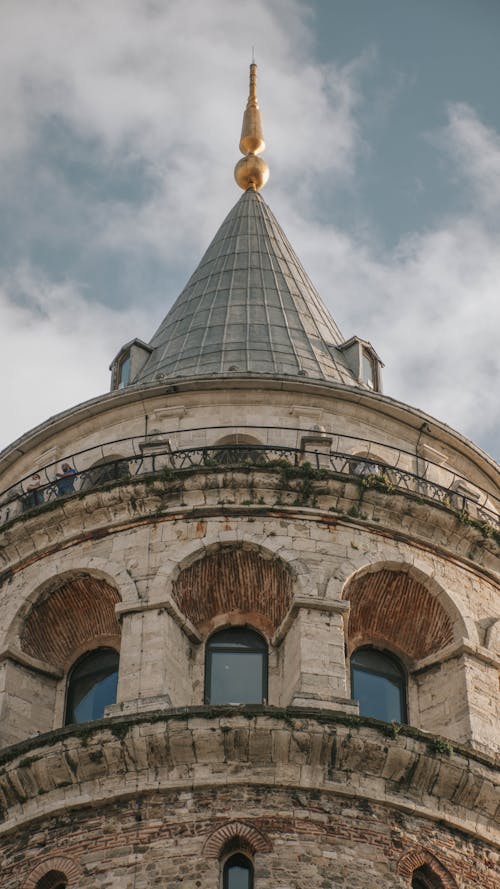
[
  {"x1": 338, "y1": 337, "x2": 383, "y2": 393},
  {"x1": 109, "y1": 339, "x2": 152, "y2": 392},
  {"x1": 117, "y1": 352, "x2": 131, "y2": 389}
]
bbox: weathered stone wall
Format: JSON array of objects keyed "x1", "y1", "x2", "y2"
[
  {"x1": 0, "y1": 712, "x2": 497, "y2": 889},
  {"x1": 0, "y1": 474, "x2": 498, "y2": 752},
  {"x1": 1, "y1": 380, "x2": 498, "y2": 509}
]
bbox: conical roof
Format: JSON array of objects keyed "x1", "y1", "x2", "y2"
[{"x1": 135, "y1": 189, "x2": 357, "y2": 386}]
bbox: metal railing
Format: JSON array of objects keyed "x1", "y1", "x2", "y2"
[{"x1": 0, "y1": 427, "x2": 498, "y2": 530}]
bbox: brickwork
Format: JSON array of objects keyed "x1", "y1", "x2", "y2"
[
  {"x1": 173, "y1": 546, "x2": 293, "y2": 633},
  {"x1": 344, "y1": 568, "x2": 455, "y2": 659},
  {"x1": 20, "y1": 575, "x2": 121, "y2": 668},
  {"x1": 0, "y1": 782, "x2": 497, "y2": 888},
  {"x1": 0, "y1": 378, "x2": 498, "y2": 886}
]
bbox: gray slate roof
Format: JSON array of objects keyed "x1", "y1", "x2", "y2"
[{"x1": 136, "y1": 189, "x2": 357, "y2": 385}]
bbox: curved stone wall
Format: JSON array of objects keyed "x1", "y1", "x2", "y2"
[{"x1": 0, "y1": 711, "x2": 497, "y2": 889}]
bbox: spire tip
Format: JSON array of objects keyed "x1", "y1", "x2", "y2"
[{"x1": 234, "y1": 62, "x2": 269, "y2": 191}]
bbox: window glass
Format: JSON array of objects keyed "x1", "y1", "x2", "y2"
[
  {"x1": 206, "y1": 628, "x2": 267, "y2": 705},
  {"x1": 351, "y1": 648, "x2": 406, "y2": 722},
  {"x1": 361, "y1": 349, "x2": 376, "y2": 388},
  {"x1": 65, "y1": 648, "x2": 119, "y2": 725},
  {"x1": 223, "y1": 853, "x2": 254, "y2": 889},
  {"x1": 118, "y1": 354, "x2": 131, "y2": 388}
]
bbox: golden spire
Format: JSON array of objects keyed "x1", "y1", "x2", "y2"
[{"x1": 234, "y1": 62, "x2": 270, "y2": 191}]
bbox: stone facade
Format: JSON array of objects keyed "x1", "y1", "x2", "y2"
[{"x1": 0, "y1": 373, "x2": 498, "y2": 888}]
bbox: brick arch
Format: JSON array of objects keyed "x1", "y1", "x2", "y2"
[
  {"x1": 20, "y1": 573, "x2": 121, "y2": 669},
  {"x1": 172, "y1": 545, "x2": 294, "y2": 633},
  {"x1": 397, "y1": 848, "x2": 458, "y2": 888},
  {"x1": 343, "y1": 567, "x2": 455, "y2": 660},
  {"x1": 23, "y1": 856, "x2": 83, "y2": 888},
  {"x1": 203, "y1": 820, "x2": 273, "y2": 858}
]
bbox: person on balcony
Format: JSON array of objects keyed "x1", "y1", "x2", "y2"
[
  {"x1": 55, "y1": 463, "x2": 77, "y2": 496},
  {"x1": 23, "y1": 473, "x2": 44, "y2": 509}
]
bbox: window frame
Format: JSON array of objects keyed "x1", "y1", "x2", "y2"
[
  {"x1": 350, "y1": 645, "x2": 407, "y2": 723},
  {"x1": 116, "y1": 351, "x2": 131, "y2": 389},
  {"x1": 222, "y1": 852, "x2": 254, "y2": 889},
  {"x1": 205, "y1": 626, "x2": 268, "y2": 706},
  {"x1": 64, "y1": 646, "x2": 119, "y2": 726},
  {"x1": 361, "y1": 346, "x2": 379, "y2": 391}
]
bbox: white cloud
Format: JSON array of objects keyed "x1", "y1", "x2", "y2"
[
  {"x1": 0, "y1": 2, "x2": 498, "y2": 461},
  {"x1": 438, "y1": 103, "x2": 500, "y2": 212},
  {"x1": 0, "y1": 264, "x2": 149, "y2": 446},
  {"x1": 283, "y1": 103, "x2": 500, "y2": 456}
]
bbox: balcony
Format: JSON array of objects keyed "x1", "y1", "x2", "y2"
[{"x1": 1, "y1": 425, "x2": 498, "y2": 534}]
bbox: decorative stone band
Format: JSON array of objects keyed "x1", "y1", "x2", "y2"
[{"x1": 0, "y1": 709, "x2": 497, "y2": 846}]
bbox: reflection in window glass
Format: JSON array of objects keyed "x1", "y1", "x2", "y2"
[
  {"x1": 351, "y1": 648, "x2": 406, "y2": 723},
  {"x1": 65, "y1": 648, "x2": 119, "y2": 725},
  {"x1": 223, "y1": 853, "x2": 254, "y2": 889},
  {"x1": 206, "y1": 628, "x2": 267, "y2": 705},
  {"x1": 361, "y1": 349, "x2": 376, "y2": 389},
  {"x1": 118, "y1": 354, "x2": 131, "y2": 388}
]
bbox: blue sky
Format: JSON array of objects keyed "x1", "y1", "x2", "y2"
[{"x1": 0, "y1": 0, "x2": 499, "y2": 459}]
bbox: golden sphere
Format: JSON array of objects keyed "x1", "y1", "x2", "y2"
[{"x1": 234, "y1": 154, "x2": 270, "y2": 191}]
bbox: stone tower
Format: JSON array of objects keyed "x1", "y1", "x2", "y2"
[{"x1": 0, "y1": 66, "x2": 498, "y2": 889}]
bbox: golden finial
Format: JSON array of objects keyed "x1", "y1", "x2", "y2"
[{"x1": 234, "y1": 62, "x2": 270, "y2": 191}]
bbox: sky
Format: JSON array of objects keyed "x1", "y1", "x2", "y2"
[{"x1": 0, "y1": 0, "x2": 499, "y2": 460}]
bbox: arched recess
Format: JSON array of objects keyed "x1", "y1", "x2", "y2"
[
  {"x1": 20, "y1": 573, "x2": 121, "y2": 670},
  {"x1": 397, "y1": 848, "x2": 458, "y2": 889},
  {"x1": 172, "y1": 544, "x2": 294, "y2": 635},
  {"x1": 342, "y1": 565, "x2": 459, "y2": 661},
  {"x1": 22, "y1": 856, "x2": 83, "y2": 889},
  {"x1": 349, "y1": 451, "x2": 389, "y2": 476},
  {"x1": 203, "y1": 820, "x2": 273, "y2": 858},
  {"x1": 211, "y1": 434, "x2": 264, "y2": 466},
  {"x1": 81, "y1": 453, "x2": 129, "y2": 489}
]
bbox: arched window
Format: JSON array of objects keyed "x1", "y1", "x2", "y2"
[
  {"x1": 65, "y1": 647, "x2": 119, "y2": 725},
  {"x1": 212, "y1": 433, "x2": 263, "y2": 466},
  {"x1": 36, "y1": 872, "x2": 68, "y2": 889},
  {"x1": 412, "y1": 865, "x2": 443, "y2": 889},
  {"x1": 351, "y1": 647, "x2": 406, "y2": 723},
  {"x1": 223, "y1": 853, "x2": 254, "y2": 889},
  {"x1": 205, "y1": 627, "x2": 267, "y2": 705}
]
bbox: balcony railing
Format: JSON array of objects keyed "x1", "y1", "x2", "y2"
[{"x1": 0, "y1": 426, "x2": 498, "y2": 532}]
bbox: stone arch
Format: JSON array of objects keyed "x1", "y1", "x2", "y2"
[
  {"x1": 81, "y1": 453, "x2": 130, "y2": 489},
  {"x1": 342, "y1": 562, "x2": 463, "y2": 661},
  {"x1": 213, "y1": 433, "x2": 263, "y2": 446},
  {"x1": 203, "y1": 820, "x2": 273, "y2": 859},
  {"x1": 172, "y1": 543, "x2": 295, "y2": 635},
  {"x1": 19, "y1": 572, "x2": 121, "y2": 669},
  {"x1": 22, "y1": 856, "x2": 83, "y2": 889},
  {"x1": 349, "y1": 450, "x2": 389, "y2": 473},
  {"x1": 397, "y1": 848, "x2": 458, "y2": 888}
]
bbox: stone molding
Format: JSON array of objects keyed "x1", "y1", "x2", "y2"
[
  {"x1": 203, "y1": 820, "x2": 273, "y2": 857},
  {"x1": 412, "y1": 638, "x2": 500, "y2": 674},
  {"x1": 0, "y1": 646, "x2": 63, "y2": 678},
  {"x1": 1, "y1": 472, "x2": 498, "y2": 584},
  {"x1": 115, "y1": 597, "x2": 202, "y2": 643},
  {"x1": 273, "y1": 596, "x2": 349, "y2": 645},
  {"x1": 0, "y1": 710, "x2": 497, "y2": 845}
]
